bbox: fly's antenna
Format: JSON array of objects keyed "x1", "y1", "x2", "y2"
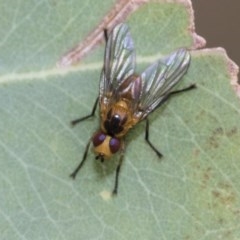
[{"x1": 96, "y1": 154, "x2": 105, "y2": 163}]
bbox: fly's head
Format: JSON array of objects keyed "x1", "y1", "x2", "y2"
[{"x1": 92, "y1": 131, "x2": 121, "y2": 161}]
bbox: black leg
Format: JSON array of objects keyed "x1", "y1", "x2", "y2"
[
  {"x1": 112, "y1": 144, "x2": 125, "y2": 195},
  {"x1": 70, "y1": 138, "x2": 92, "y2": 179},
  {"x1": 158, "y1": 84, "x2": 196, "y2": 107},
  {"x1": 167, "y1": 84, "x2": 196, "y2": 95},
  {"x1": 145, "y1": 118, "x2": 163, "y2": 158},
  {"x1": 71, "y1": 97, "x2": 99, "y2": 126},
  {"x1": 103, "y1": 29, "x2": 108, "y2": 43},
  {"x1": 144, "y1": 84, "x2": 196, "y2": 158}
]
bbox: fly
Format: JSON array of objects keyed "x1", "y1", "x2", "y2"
[{"x1": 70, "y1": 23, "x2": 196, "y2": 195}]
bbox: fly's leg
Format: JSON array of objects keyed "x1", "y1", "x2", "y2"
[
  {"x1": 112, "y1": 143, "x2": 125, "y2": 195},
  {"x1": 145, "y1": 118, "x2": 163, "y2": 158},
  {"x1": 145, "y1": 84, "x2": 196, "y2": 158},
  {"x1": 104, "y1": 29, "x2": 108, "y2": 42},
  {"x1": 70, "y1": 97, "x2": 98, "y2": 178},
  {"x1": 167, "y1": 84, "x2": 196, "y2": 96},
  {"x1": 159, "y1": 84, "x2": 196, "y2": 107},
  {"x1": 71, "y1": 97, "x2": 99, "y2": 126},
  {"x1": 70, "y1": 137, "x2": 92, "y2": 179}
]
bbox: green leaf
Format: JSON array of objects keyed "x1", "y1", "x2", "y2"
[{"x1": 1, "y1": 1, "x2": 240, "y2": 240}]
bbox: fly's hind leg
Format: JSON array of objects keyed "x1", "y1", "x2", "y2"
[
  {"x1": 145, "y1": 118, "x2": 163, "y2": 158},
  {"x1": 158, "y1": 84, "x2": 196, "y2": 107},
  {"x1": 71, "y1": 27, "x2": 107, "y2": 126},
  {"x1": 71, "y1": 97, "x2": 99, "y2": 126},
  {"x1": 104, "y1": 29, "x2": 108, "y2": 42}
]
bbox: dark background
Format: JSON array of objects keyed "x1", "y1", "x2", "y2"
[{"x1": 192, "y1": 0, "x2": 239, "y2": 79}]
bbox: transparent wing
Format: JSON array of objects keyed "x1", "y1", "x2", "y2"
[
  {"x1": 99, "y1": 23, "x2": 136, "y2": 102},
  {"x1": 136, "y1": 48, "x2": 191, "y2": 119}
]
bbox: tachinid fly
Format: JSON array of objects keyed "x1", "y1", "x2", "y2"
[{"x1": 70, "y1": 23, "x2": 196, "y2": 195}]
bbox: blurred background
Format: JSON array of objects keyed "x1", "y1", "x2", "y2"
[{"x1": 192, "y1": 0, "x2": 239, "y2": 80}]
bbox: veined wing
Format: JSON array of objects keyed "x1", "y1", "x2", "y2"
[
  {"x1": 99, "y1": 23, "x2": 136, "y2": 103},
  {"x1": 136, "y1": 48, "x2": 191, "y2": 119}
]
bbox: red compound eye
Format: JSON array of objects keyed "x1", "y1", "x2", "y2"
[
  {"x1": 109, "y1": 137, "x2": 121, "y2": 154},
  {"x1": 92, "y1": 132, "x2": 106, "y2": 147}
]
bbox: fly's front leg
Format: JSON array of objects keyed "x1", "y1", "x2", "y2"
[
  {"x1": 70, "y1": 137, "x2": 92, "y2": 179},
  {"x1": 145, "y1": 118, "x2": 163, "y2": 158},
  {"x1": 71, "y1": 97, "x2": 99, "y2": 126},
  {"x1": 112, "y1": 143, "x2": 125, "y2": 195}
]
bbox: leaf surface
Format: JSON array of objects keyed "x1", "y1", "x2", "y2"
[{"x1": 0, "y1": 1, "x2": 240, "y2": 239}]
